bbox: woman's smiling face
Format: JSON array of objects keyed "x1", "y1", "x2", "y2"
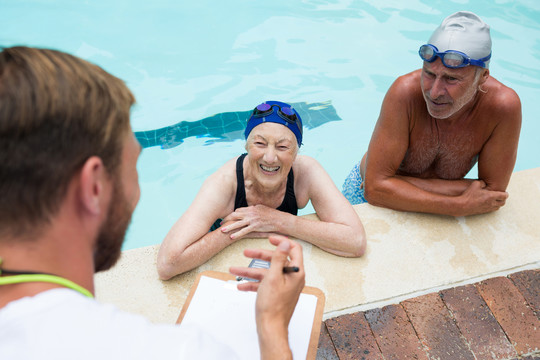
[{"x1": 245, "y1": 122, "x2": 298, "y2": 189}]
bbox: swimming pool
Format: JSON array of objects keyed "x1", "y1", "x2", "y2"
[{"x1": 3, "y1": 1, "x2": 540, "y2": 250}]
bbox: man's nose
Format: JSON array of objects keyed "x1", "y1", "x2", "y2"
[{"x1": 429, "y1": 77, "x2": 446, "y2": 99}]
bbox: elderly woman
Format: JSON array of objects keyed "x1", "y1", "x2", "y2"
[{"x1": 157, "y1": 101, "x2": 366, "y2": 279}]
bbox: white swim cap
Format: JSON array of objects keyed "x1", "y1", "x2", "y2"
[{"x1": 428, "y1": 11, "x2": 491, "y2": 67}]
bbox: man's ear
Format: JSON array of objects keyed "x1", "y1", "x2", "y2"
[
  {"x1": 480, "y1": 68, "x2": 490, "y2": 84},
  {"x1": 78, "y1": 156, "x2": 108, "y2": 215}
]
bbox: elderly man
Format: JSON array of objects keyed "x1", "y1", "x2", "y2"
[
  {"x1": 343, "y1": 11, "x2": 521, "y2": 217},
  {"x1": 0, "y1": 46, "x2": 304, "y2": 360}
]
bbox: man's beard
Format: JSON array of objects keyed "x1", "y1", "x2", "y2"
[{"x1": 93, "y1": 179, "x2": 133, "y2": 273}]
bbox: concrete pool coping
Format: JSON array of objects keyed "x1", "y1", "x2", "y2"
[{"x1": 95, "y1": 167, "x2": 540, "y2": 324}]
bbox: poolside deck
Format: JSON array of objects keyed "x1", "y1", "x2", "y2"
[
  {"x1": 317, "y1": 269, "x2": 539, "y2": 359},
  {"x1": 95, "y1": 167, "x2": 540, "y2": 358}
]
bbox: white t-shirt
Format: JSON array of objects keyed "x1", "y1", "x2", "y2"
[{"x1": 0, "y1": 288, "x2": 239, "y2": 359}]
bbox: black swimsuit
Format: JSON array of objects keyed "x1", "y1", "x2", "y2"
[
  {"x1": 210, "y1": 153, "x2": 298, "y2": 231},
  {"x1": 234, "y1": 153, "x2": 298, "y2": 214}
]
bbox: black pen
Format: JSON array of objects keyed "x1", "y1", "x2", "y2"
[{"x1": 283, "y1": 266, "x2": 300, "y2": 274}]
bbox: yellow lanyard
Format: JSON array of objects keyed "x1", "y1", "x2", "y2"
[{"x1": 0, "y1": 259, "x2": 93, "y2": 298}]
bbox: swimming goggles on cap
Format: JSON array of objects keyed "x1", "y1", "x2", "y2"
[
  {"x1": 251, "y1": 103, "x2": 303, "y2": 135},
  {"x1": 419, "y1": 44, "x2": 491, "y2": 69}
]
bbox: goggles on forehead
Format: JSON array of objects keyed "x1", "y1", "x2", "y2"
[
  {"x1": 419, "y1": 44, "x2": 491, "y2": 69},
  {"x1": 251, "y1": 103, "x2": 303, "y2": 136}
]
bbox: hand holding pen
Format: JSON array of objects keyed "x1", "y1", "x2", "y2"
[
  {"x1": 229, "y1": 235, "x2": 305, "y2": 359},
  {"x1": 229, "y1": 235, "x2": 304, "y2": 292}
]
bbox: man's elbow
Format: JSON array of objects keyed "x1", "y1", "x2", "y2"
[
  {"x1": 363, "y1": 184, "x2": 374, "y2": 204},
  {"x1": 483, "y1": 180, "x2": 509, "y2": 193},
  {"x1": 363, "y1": 181, "x2": 384, "y2": 207}
]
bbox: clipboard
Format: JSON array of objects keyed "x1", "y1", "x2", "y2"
[{"x1": 177, "y1": 270, "x2": 325, "y2": 360}]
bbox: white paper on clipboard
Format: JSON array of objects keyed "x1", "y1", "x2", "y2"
[{"x1": 180, "y1": 275, "x2": 318, "y2": 360}]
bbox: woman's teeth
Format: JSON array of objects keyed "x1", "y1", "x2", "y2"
[{"x1": 260, "y1": 164, "x2": 279, "y2": 172}]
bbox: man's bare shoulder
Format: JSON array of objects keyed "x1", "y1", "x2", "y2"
[
  {"x1": 390, "y1": 70, "x2": 422, "y2": 92},
  {"x1": 378, "y1": 69, "x2": 425, "y2": 130},
  {"x1": 477, "y1": 77, "x2": 521, "y2": 131},
  {"x1": 484, "y1": 76, "x2": 521, "y2": 113},
  {"x1": 384, "y1": 70, "x2": 424, "y2": 108}
]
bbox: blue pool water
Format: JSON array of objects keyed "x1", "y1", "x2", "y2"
[{"x1": 3, "y1": 1, "x2": 540, "y2": 250}]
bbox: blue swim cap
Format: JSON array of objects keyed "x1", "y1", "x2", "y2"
[{"x1": 244, "y1": 101, "x2": 303, "y2": 146}]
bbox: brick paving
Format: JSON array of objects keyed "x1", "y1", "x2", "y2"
[{"x1": 317, "y1": 269, "x2": 540, "y2": 360}]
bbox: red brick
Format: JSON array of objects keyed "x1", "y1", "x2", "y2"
[
  {"x1": 365, "y1": 304, "x2": 428, "y2": 360},
  {"x1": 476, "y1": 276, "x2": 540, "y2": 355},
  {"x1": 402, "y1": 292, "x2": 475, "y2": 360},
  {"x1": 509, "y1": 269, "x2": 540, "y2": 319},
  {"x1": 316, "y1": 323, "x2": 339, "y2": 360},
  {"x1": 440, "y1": 284, "x2": 517, "y2": 360},
  {"x1": 325, "y1": 312, "x2": 383, "y2": 360}
]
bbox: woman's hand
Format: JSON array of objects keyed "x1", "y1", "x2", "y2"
[{"x1": 220, "y1": 205, "x2": 288, "y2": 240}]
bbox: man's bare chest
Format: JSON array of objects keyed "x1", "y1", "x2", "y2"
[{"x1": 398, "y1": 123, "x2": 484, "y2": 179}]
